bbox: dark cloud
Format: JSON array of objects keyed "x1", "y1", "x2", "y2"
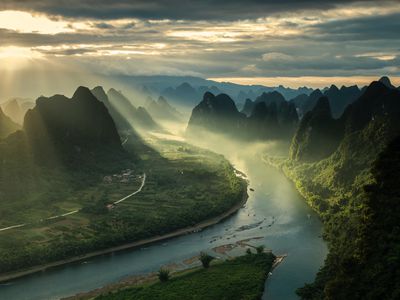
[
  {"x1": 0, "y1": 1, "x2": 399, "y2": 79},
  {"x1": 0, "y1": 0, "x2": 386, "y2": 20},
  {"x1": 94, "y1": 22, "x2": 115, "y2": 29},
  {"x1": 310, "y1": 13, "x2": 400, "y2": 41}
]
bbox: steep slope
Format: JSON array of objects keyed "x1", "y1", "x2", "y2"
[
  {"x1": 1, "y1": 98, "x2": 34, "y2": 124},
  {"x1": 323, "y1": 84, "x2": 361, "y2": 118},
  {"x1": 107, "y1": 89, "x2": 161, "y2": 131},
  {"x1": 247, "y1": 99, "x2": 298, "y2": 140},
  {"x1": 187, "y1": 92, "x2": 245, "y2": 135},
  {"x1": 270, "y1": 80, "x2": 400, "y2": 299},
  {"x1": 91, "y1": 86, "x2": 132, "y2": 131},
  {"x1": 290, "y1": 89, "x2": 324, "y2": 118},
  {"x1": 379, "y1": 75, "x2": 396, "y2": 89},
  {"x1": 290, "y1": 97, "x2": 343, "y2": 162},
  {"x1": 241, "y1": 98, "x2": 254, "y2": 116},
  {"x1": 0, "y1": 107, "x2": 20, "y2": 139},
  {"x1": 188, "y1": 91, "x2": 298, "y2": 140},
  {"x1": 162, "y1": 82, "x2": 199, "y2": 107},
  {"x1": 24, "y1": 86, "x2": 123, "y2": 164},
  {"x1": 146, "y1": 96, "x2": 183, "y2": 121},
  {"x1": 243, "y1": 91, "x2": 286, "y2": 114}
]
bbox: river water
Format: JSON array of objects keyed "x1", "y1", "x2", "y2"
[{"x1": 0, "y1": 137, "x2": 327, "y2": 300}]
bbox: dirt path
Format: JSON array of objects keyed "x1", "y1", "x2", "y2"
[{"x1": 0, "y1": 173, "x2": 146, "y2": 232}]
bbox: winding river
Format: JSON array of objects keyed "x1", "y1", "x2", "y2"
[{"x1": 0, "y1": 137, "x2": 327, "y2": 300}]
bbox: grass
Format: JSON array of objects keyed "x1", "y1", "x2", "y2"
[
  {"x1": 0, "y1": 135, "x2": 247, "y2": 274},
  {"x1": 97, "y1": 252, "x2": 275, "y2": 300}
]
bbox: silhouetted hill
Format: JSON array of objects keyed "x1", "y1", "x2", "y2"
[
  {"x1": 324, "y1": 85, "x2": 361, "y2": 118},
  {"x1": 187, "y1": 92, "x2": 245, "y2": 134},
  {"x1": 290, "y1": 80, "x2": 400, "y2": 163},
  {"x1": 290, "y1": 84, "x2": 361, "y2": 119},
  {"x1": 91, "y1": 86, "x2": 132, "y2": 131},
  {"x1": 241, "y1": 98, "x2": 254, "y2": 116},
  {"x1": 187, "y1": 91, "x2": 298, "y2": 140},
  {"x1": 1, "y1": 98, "x2": 34, "y2": 124},
  {"x1": 379, "y1": 76, "x2": 396, "y2": 89},
  {"x1": 146, "y1": 96, "x2": 183, "y2": 121},
  {"x1": 246, "y1": 97, "x2": 298, "y2": 140},
  {"x1": 107, "y1": 89, "x2": 161, "y2": 131},
  {"x1": 0, "y1": 107, "x2": 20, "y2": 139},
  {"x1": 24, "y1": 86, "x2": 122, "y2": 164},
  {"x1": 290, "y1": 89, "x2": 324, "y2": 118},
  {"x1": 290, "y1": 97, "x2": 343, "y2": 162},
  {"x1": 341, "y1": 81, "x2": 400, "y2": 135},
  {"x1": 162, "y1": 82, "x2": 199, "y2": 107},
  {"x1": 282, "y1": 79, "x2": 400, "y2": 299},
  {"x1": 243, "y1": 91, "x2": 286, "y2": 114}
]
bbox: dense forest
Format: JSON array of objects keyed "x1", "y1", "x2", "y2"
[{"x1": 266, "y1": 79, "x2": 400, "y2": 299}]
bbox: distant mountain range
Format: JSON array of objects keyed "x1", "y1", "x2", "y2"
[
  {"x1": 186, "y1": 76, "x2": 399, "y2": 144},
  {"x1": 290, "y1": 78, "x2": 400, "y2": 162},
  {"x1": 114, "y1": 75, "x2": 313, "y2": 108},
  {"x1": 290, "y1": 84, "x2": 361, "y2": 119}
]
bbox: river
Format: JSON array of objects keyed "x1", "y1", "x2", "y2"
[{"x1": 0, "y1": 137, "x2": 327, "y2": 300}]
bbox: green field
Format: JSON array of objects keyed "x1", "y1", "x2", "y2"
[
  {"x1": 0, "y1": 135, "x2": 247, "y2": 274},
  {"x1": 97, "y1": 252, "x2": 275, "y2": 300}
]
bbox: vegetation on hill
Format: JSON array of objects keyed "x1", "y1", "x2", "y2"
[
  {"x1": 0, "y1": 131, "x2": 246, "y2": 274},
  {"x1": 266, "y1": 80, "x2": 400, "y2": 299},
  {"x1": 96, "y1": 252, "x2": 275, "y2": 300},
  {"x1": 289, "y1": 97, "x2": 343, "y2": 162}
]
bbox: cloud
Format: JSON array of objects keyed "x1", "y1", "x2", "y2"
[
  {"x1": 0, "y1": 0, "x2": 388, "y2": 21},
  {"x1": 309, "y1": 12, "x2": 400, "y2": 41},
  {"x1": 0, "y1": 0, "x2": 399, "y2": 80}
]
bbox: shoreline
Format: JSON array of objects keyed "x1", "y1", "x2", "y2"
[
  {"x1": 0, "y1": 189, "x2": 249, "y2": 283},
  {"x1": 65, "y1": 253, "x2": 287, "y2": 300}
]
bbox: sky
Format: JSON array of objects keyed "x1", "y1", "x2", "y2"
[{"x1": 0, "y1": 0, "x2": 399, "y2": 94}]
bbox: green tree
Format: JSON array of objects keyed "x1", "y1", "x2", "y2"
[
  {"x1": 199, "y1": 252, "x2": 215, "y2": 268},
  {"x1": 158, "y1": 268, "x2": 170, "y2": 282},
  {"x1": 256, "y1": 245, "x2": 265, "y2": 254}
]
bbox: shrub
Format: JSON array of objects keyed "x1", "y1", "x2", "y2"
[
  {"x1": 158, "y1": 268, "x2": 170, "y2": 282},
  {"x1": 199, "y1": 252, "x2": 215, "y2": 268},
  {"x1": 256, "y1": 245, "x2": 265, "y2": 254}
]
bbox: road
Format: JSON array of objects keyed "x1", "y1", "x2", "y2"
[{"x1": 0, "y1": 173, "x2": 146, "y2": 232}]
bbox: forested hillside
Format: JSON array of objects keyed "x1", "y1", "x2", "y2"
[{"x1": 265, "y1": 80, "x2": 400, "y2": 299}]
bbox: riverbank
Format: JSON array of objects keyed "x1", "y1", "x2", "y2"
[
  {"x1": 64, "y1": 253, "x2": 286, "y2": 300},
  {"x1": 70, "y1": 252, "x2": 277, "y2": 300},
  {"x1": 0, "y1": 189, "x2": 248, "y2": 283}
]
